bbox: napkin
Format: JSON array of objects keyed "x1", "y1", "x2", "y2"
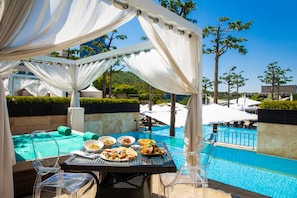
[
  {"x1": 57, "y1": 126, "x2": 72, "y2": 136},
  {"x1": 71, "y1": 150, "x2": 100, "y2": 159},
  {"x1": 83, "y1": 132, "x2": 99, "y2": 141}
]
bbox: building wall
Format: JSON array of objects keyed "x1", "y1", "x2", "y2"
[
  {"x1": 257, "y1": 122, "x2": 297, "y2": 160},
  {"x1": 257, "y1": 109, "x2": 297, "y2": 160},
  {"x1": 261, "y1": 85, "x2": 297, "y2": 95}
]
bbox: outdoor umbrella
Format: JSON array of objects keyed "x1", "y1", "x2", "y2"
[{"x1": 202, "y1": 104, "x2": 257, "y2": 125}]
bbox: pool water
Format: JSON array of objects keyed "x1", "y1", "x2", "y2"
[
  {"x1": 128, "y1": 125, "x2": 297, "y2": 198},
  {"x1": 13, "y1": 131, "x2": 84, "y2": 162}
]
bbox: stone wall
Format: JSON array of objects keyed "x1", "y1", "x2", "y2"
[
  {"x1": 10, "y1": 115, "x2": 67, "y2": 135},
  {"x1": 84, "y1": 112, "x2": 139, "y2": 135},
  {"x1": 257, "y1": 109, "x2": 297, "y2": 160},
  {"x1": 257, "y1": 123, "x2": 297, "y2": 159},
  {"x1": 10, "y1": 112, "x2": 139, "y2": 135}
]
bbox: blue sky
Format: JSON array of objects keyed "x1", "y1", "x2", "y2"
[{"x1": 114, "y1": 0, "x2": 297, "y2": 93}]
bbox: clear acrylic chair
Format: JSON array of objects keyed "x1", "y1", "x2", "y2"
[
  {"x1": 31, "y1": 130, "x2": 96, "y2": 198},
  {"x1": 159, "y1": 133, "x2": 217, "y2": 198}
]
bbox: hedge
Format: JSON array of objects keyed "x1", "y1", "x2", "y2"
[
  {"x1": 259, "y1": 100, "x2": 297, "y2": 110},
  {"x1": 6, "y1": 96, "x2": 139, "y2": 105}
]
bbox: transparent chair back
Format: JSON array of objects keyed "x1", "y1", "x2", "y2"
[
  {"x1": 159, "y1": 132, "x2": 217, "y2": 198},
  {"x1": 31, "y1": 130, "x2": 95, "y2": 198},
  {"x1": 31, "y1": 131, "x2": 60, "y2": 176}
]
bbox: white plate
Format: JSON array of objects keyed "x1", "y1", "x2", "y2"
[
  {"x1": 100, "y1": 153, "x2": 133, "y2": 161},
  {"x1": 100, "y1": 147, "x2": 137, "y2": 161}
]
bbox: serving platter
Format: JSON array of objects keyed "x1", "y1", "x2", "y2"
[
  {"x1": 100, "y1": 153, "x2": 134, "y2": 161},
  {"x1": 100, "y1": 147, "x2": 138, "y2": 161}
]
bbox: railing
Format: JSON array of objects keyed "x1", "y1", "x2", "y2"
[{"x1": 216, "y1": 130, "x2": 257, "y2": 150}]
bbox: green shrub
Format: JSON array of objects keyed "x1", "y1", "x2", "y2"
[
  {"x1": 6, "y1": 96, "x2": 139, "y2": 105},
  {"x1": 259, "y1": 100, "x2": 297, "y2": 110},
  {"x1": 80, "y1": 97, "x2": 139, "y2": 104},
  {"x1": 6, "y1": 96, "x2": 70, "y2": 104},
  {"x1": 113, "y1": 84, "x2": 138, "y2": 94}
]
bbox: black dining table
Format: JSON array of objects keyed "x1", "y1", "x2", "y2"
[{"x1": 60, "y1": 142, "x2": 177, "y2": 198}]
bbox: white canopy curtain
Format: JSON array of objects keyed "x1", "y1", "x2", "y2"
[
  {"x1": 123, "y1": 49, "x2": 193, "y2": 94},
  {"x1": 2, "y1": 78, "x2": 9, "y2": 95},
  {"x1": 23, "y1": 80, "x2": 49, "y2": 97},
  {"x1": 4, "y1": 74, "x2": 64, "y2": 96},
  {"x1": 135, "y1": 12, "x2": 203, "y2": 152},
  {"x1": 41, "y1": 81, "x2": 64, "y2": 97},
  {"x1": 0, "y1": 61, "x2": 19, "y2": 198},
  {"x1": 0, "y1": 0, "x2": 136, "y2": 60},
  {"x1": 24, "y1": 58, "x2": 115, "y2": 107},
  {"x1": 11, "y1": 77, "x2": 43, "y2": 95}
]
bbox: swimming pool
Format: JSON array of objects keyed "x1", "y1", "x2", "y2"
[{"x1": 136, "y1": 125, "x2": 297, "y2": 198}]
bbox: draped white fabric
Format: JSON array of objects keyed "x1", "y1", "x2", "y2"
[
  {"x1": 41, "y1": 81, "x2": 64, "y2": 97},
  {"x1": 24, "y1": 59, "x2": 115, "y2": 107},
  {"x1": 4, "y1": 75, "x2": 64, "y2": 96},
  {"x1": 134, "y1": 13, "x2": 203, "y2": 152},
  {"x1": 0, "y1": 0, "x2": 136, "y2": 60},
  {"x1": 24, "y1": 80, "x2": 49, "y2": 96},
  {"x1": 0, "y1": 61, "x2": 19, "y2": 198},
  {"x1": 11, "y1": 77, "x2": 38, "y2": 92},
  {"x1": 2, "y1": 78, "x2": 9, "y2": 95},
  {"x1": 122, "y1": 49, "x2": 192, "y2": 94}
]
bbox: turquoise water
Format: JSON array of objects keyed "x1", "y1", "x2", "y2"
[
  {"x1": 13, "y1": 131, "x2": 84, "y2": 162},
  {"x1": 136, "y1": 125, "x2": 297, "y2": 198}
]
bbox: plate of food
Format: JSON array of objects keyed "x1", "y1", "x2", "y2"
[
  {"x1": 140, "y1": 142, "x2": 165, "y2": 156},
  {"x1": 137, "y1": 139, "x2": 156, "y2": 145},
  {"x1": 100, "y1": 147, "x2": 138, "y2": 161}
]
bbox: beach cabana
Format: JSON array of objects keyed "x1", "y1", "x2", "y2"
[{"x1": 0, "y1": 0, "x2": 202, "y2": 197}]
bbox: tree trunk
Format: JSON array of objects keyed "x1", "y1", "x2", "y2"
[
  {"x1": 277, "y1": 84, "x2": 280, "y2": 100},
  {"x1": 227, "y1": 83, "x2": 230, "y2": 107},
  {"x1": 236, "y1": 80, "x2": 239, "y2": 104},
  {"x1": 148, "y1": 85, "x2": 152, "y2": 131},
  {"x1": 170, "y1": 94, "x2": 176, "y2": 136},
  {"x1": 271, "y1": 85, "x2": 275, "y2": 100},
  {"x1": 109, "y1": 66, "x2": 112, "y2": 98},
  {"x1": 102, "y1": 71, "x2": 107, "y2": 98},
  {"x1": 213, "y1": 54, "x2": 219, "y2": 104}
]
